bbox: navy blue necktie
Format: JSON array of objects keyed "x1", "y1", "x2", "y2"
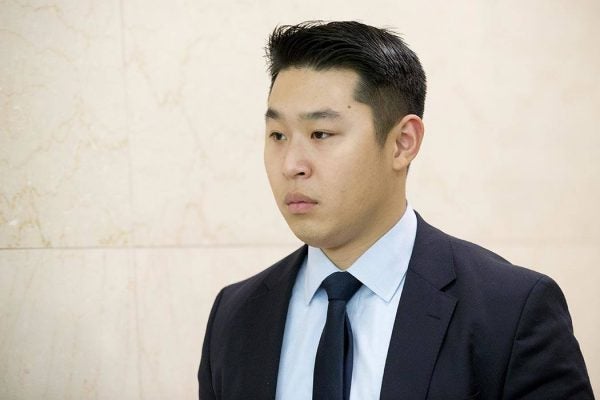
[{"x1": 313, "y1": 272, "x2": 362, "y2": 400}]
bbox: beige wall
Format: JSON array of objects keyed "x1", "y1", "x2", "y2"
[{"x1": 1, "y1": 0, "x2": 598, "y2": 398}]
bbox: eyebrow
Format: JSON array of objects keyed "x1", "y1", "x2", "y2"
[{"x1": 265, "y1": 107, "x2": 341, "y2": 121}]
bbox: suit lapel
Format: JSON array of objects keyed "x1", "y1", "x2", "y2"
[
  {"x1": 380, "y1": 213, "x2": 457, "y2": 400},
  {"x1": 236, "y1": 246, "x2": 307, "y2": 399}
]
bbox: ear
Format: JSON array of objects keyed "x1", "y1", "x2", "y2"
[{"x1": 388, "y1": 114, "x2": 424, "y2": 172}]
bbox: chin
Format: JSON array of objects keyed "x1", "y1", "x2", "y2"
[
  {"x1": 289, "y1": 225, "x2": 345, "y2": 251},
  {"x1": 288, "y1": 225, "x2": 327, "y2": 248}
]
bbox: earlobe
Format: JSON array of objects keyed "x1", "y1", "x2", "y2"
[{"x1": 391, "y1": 114, "x2": 424, "y2": 171}]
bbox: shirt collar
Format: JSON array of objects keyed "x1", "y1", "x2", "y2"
[{"x1": 304, "y1": 205, "x2": 417, "y2": 304}]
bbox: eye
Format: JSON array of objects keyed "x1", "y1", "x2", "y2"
[
  {"x1": 269, "y1": 131, "x2": 287, "y2": 141},
  {"x1": 311, "y1": 131, "x2": 331, "y2": 140}
]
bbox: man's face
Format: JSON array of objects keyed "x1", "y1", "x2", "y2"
[{"x1": 264, "y1": 67, "x2": 399, "y2": 253}]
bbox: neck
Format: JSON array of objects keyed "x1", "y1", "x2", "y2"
[{"x1": 322, "y1": 201, "x2": 408, "y2": 270}]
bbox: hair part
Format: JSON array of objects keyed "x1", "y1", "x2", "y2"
[{"x1": 265, "y1": 21, "x2": 427, "y2": 145}]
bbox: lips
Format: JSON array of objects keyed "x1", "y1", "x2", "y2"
[{"x1": 284, "y1": 192, "x2": 318, "y2": 214}]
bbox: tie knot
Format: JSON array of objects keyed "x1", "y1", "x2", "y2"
[{"x1": 321, "y1": 272, "x2": 362, "y2": 302}]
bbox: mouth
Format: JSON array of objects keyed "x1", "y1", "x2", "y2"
[{"x1": 284, "y1": 192, "x2": 318, "y2": 214}]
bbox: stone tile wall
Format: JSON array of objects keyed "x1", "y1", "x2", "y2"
[{"x1": 1, "y1": 1, "x2": 598, "y2": 397}]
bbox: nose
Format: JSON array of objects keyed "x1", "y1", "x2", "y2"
[{"x1": 282, "y1": 139, "x2": 312, "y2": 179}]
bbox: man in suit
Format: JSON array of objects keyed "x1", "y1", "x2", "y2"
[{"x1": 198, "y1": 21, "x2": 594, "y2": 399}]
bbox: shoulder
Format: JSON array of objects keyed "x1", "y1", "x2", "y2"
[
  {"x1": 415, "y1": 215, "x2": 594, "y2": 397},
  {"x1": 413, "y1": 213, "x2": 552, "y2": 304},
  {"x1": 448, "y1": 234, "x2": 544, "y2": 288},
  {"x1": 433, "y1": 227, "x2": 566, "y2": 327}
]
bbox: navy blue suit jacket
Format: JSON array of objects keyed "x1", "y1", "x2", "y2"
[{"x1": 198, "y1": 213, "x2": 594, "y2": 399}]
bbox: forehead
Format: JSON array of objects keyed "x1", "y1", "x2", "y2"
[{"x1": 268, "y1": 68, "x2": 361, "y2": 113}]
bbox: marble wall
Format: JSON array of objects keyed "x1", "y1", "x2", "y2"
[{"x1": 1, "y1": 0, "x2": 598, "y2": 398}]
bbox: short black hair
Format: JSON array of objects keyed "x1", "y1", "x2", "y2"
[{"x1": 265, "y1": 21, "x2": 427, "y2": 145}]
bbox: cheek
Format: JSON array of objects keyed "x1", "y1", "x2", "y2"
[
  {"x1": 326, "y1": 162, "x2": 370, "y2": 203},
  {"x1": 345, "y1": 158, "x2": 388, "y2": 202}
]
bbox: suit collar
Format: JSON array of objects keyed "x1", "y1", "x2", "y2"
[
  {"x1": 262, "y1": 245, "x2": 307, "y2": 292},
  {"x1": 235, "y1": 246, "x2": 307, "y2": 399},
  {"x1": 407, "y1": 211, "x2": 456, "y2": 289},
  {"x1": 380, "y1": 211, "x2": 458, "y2": 399}
]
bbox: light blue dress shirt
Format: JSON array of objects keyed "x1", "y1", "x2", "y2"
[{"x1": 275, "y1": 206, "x2": 418, "y2": 400}]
